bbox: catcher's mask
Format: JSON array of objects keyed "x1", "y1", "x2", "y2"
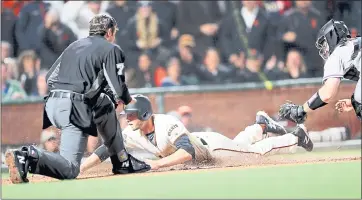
[
  {"x1": 124, "y1": 94, "x2": 153, "y2": 121},
  {"x1": 316, "y1": 19, "x2": 351, "y2": 60}
]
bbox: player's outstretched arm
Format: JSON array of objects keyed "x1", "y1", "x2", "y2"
[
  {"x1": 80, "y1": 153, "x2": 102, "y2": 173},
  {"x1": 145, "y1": 149, "x2": 192, "y2": 170},
  {"x1": 80, "y1": 144, "x2": 109, "y2": 173}
]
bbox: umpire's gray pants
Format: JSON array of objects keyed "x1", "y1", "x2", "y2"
[{"x1": 32, "y1": 93, "x2": 126, "y2": 180}]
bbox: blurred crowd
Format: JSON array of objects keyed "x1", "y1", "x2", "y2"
[{"x1": 2, "y1": 0, "x2": 361, "y2": 101}]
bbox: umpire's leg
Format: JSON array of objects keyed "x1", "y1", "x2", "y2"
[
  {"x1": 92, "y1": 93, "x2": 128, "y2": 163},
  {"x1": 29, "y1": 97, "x2": 88, "y2": 179}
]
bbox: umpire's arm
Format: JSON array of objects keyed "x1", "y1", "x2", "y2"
[{"x1": 103, "y1": 45, "x2": 132, "y2": 105}]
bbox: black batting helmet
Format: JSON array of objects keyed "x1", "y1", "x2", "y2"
[
  {"x1": 89, "y1": 14, "x2": 118, "y2": 36},
  {"x1": 315, "y1": 19, "x2": 351, "y2": 60},
  {"x1": 124, "y1": 94, "x2": 153, "y2": 121}
]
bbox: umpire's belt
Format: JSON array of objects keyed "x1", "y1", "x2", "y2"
[{"x1": 49, "y1": 90, "x2": 85, "y2": 101}]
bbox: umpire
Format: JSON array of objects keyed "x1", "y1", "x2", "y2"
[{"x1": 5, "y1": 14, "x2": 150, "y2": 184}]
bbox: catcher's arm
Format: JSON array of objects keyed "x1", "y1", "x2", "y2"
[
  {"x1": 302, "y1": 78, "x2": 341, "y2": 112},
  {"x1": 279, "y1": 78, "x2": 340, "y2": 123}
]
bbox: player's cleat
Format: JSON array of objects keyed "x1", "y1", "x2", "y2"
[
  {"x1": 256, "y1": 111, "x2": 287, "y2": 135},
  {"x1": 293, "y1": 124, "x2": 313, "y2": 152},
  {"x1": 5, "y1": 148, "x2": 29, "y2": 184},
  {"x1": 112, "y1": 154, "x2": 151, "y2": 174}
]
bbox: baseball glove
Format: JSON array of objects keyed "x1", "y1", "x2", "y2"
[{"x1": 278, "y1": 101, "x2": 307, "y2": 124}]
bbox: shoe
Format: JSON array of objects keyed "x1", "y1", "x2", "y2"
[
  {"x1": 112, "y1": 154, "x2": 151, "y2": 174},
  {"x1": 293, "y1": 124, "x2": 313, "y2": 152},
  {"x1": 256, "y1": 111, "x2": 287, "y2": 135},
  {"x1": 5, "y1": 149, "x2": 29, "y2": 184}
]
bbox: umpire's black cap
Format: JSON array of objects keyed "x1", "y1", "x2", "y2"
[{"x1": 89, "y1": 14, "x2": 118, "y2": 36}]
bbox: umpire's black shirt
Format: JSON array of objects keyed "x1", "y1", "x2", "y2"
[{"x1": 46, "y1": 35, "x2": 132, "y2": 104}]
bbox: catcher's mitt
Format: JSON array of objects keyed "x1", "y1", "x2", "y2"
[{"x1": 278, "y1": 101, "x2": 307, "y2": 124}]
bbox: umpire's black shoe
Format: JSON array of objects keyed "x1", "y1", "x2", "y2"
[
  {"x1": 256, "y1": 111, "x2": 287, "y2": 135},
  {"x1": 293, "y1": 124, "x2": 313, "y2": 152},
  {"x1": 112, "y1": 154, "x2": 151, "y2": 174},
  {"x1": 5, "y1": 147, "x2": 30, "y2": 184}
]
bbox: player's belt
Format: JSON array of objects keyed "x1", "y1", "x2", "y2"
[{"x1": 49, "y1": 91, "x2": 85, "y2": 101}]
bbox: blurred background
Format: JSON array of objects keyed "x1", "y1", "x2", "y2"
[{"x1": 1, "y1": 0, "x2": 361, "y2": 158}]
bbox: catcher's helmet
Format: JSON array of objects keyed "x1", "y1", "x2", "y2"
[
  {"x1": 315, "y1": 19, "x2": 350, "y2": 60},
  {"x1": 124, "y1": 94, "x2": 153, "y2": 121}
]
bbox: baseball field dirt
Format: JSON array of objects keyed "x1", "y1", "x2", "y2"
[{"x1": 2, "y1": 149, "x2": 361, "y2": 198}]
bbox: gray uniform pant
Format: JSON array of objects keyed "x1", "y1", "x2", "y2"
[{"x1": 32, "y1": 93, "x2": 126, "y2": 179}]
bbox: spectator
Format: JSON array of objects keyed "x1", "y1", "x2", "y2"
[
  {"x1": 233, "y1": 50, "x2": 265, "y2": 83},
  {"x1": 177, "y1": 105, "x2": 213, "y2": 132},
  {"x1": 106, "y1": 1, "x2": 136, "y2": 47},
  {"x1": 15, "y1": 1, "x2": 50, "y2": 55},
  {"x1": 39, "y1": 128, "x2": 60, "y2": 153},
  {"x1": 218, "y1": 1, "x2": 269, "y2": 68},
  {"x1": 151, "y1": 1, "x2": 179, "y2": 47},
  {"x1": 18, "y1": 50, "x2": 39, "y2": 96},
  {"x1": 197, "y1": 48, "x2": 232, "y2": 85},
  {"x1": 1, "y1": 9, "x2": 17, "y2": 57},
  {"x1": 170, "y1": 34, "x2": 202, "y2": 85},
  {"x1": 277, "y1": 0, "x2": 324, "y2": 77},
  {"x1": 1, "y1": 0, "x2": 26, "y2": 16},
  {"x1": 125, "y1": 52, "x2": 155, "y2": 88},
  {"x1": 1, "y1": 41, "x2": 14, "y2": 62},
  {"x1": 37, "y1": 9, "x2": 77, "y2": 70},
  {"x1": 60, "y1": 1, "x2": 109, "y2": 39},
  {"x1": 43, "y1": 0, "x2": 65, "y2": 16},
  {"x1": 260, "y1": 0, "x2": 293, "y2": 65},
  {"x1": 166, "y1": 110, "x2": 182, "y2": 121},
  {"x1": 1, "y1": 61, "x2": 27, "y2": 101},
  {"x1": 3, "y1": 57, "x2": 20, "y2": 80},
  {"x1": 161, "y1": 57, "x2": 186, "y2": 87},
  {"x1": 123, "y1": 1, "x2": 169, "y2": 66},
  {"x1": 265, "y1": 49, "x2": 310, "y2": 80},
  {"x1": 176, "y1": 1, "x2": 222, "y2": 57},
  {"x1": 36, "y1": 70, "x2": 49, "y2": 97}
]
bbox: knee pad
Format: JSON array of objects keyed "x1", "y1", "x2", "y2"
[{"x1": 351, "y1": 94, "x2": 362, "y2": 120}]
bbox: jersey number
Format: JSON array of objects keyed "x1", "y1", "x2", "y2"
[{"x1": 116, "y1": 63, "x2": 125, "y2": 76}]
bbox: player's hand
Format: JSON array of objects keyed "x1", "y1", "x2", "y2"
[
  {"x1": 279, "y1": 101, "x2": 307, "y2": 124},
  {"x1": 335, "y1": 99, "x2": 354, "y2": 113},
  {"x1": 144, "y1": 159, "x2": 161, "y2": 170}
]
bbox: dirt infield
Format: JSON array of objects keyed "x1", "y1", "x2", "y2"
[{"x1": 2, "y1": 150, "x2": 361, "y2": 185}]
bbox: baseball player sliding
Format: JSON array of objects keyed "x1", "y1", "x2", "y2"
[
  {"x1": 279, "y1": 19, "x2": 361, "y2": 123},
  {"x1": 80, "y1": 94, "x2": 313, "y2": 172}
]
